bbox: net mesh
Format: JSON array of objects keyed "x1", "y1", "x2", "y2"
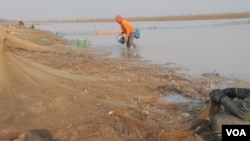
[
  {"x1": 0, "y1": 25, "x2": 105, "y2": 139},
  {"x1": 157, "y1": 102, "x2": 221, "y2": 141}
]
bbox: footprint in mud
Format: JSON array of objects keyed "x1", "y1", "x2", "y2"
[{"x1": 18, "y1": 129, "x2": 53, "y2": 141}]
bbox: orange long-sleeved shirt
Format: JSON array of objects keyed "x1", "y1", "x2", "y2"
[{"x1": 120, "y1": 20, "x2": 135, "y2": 41}]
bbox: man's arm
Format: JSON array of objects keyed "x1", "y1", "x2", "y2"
[{"x1": 223, "y1": 88, "x2": 250, "y2": 99}]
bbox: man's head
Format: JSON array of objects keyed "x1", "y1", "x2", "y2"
[{"x1": 115, "y1": 15, "x2": 123, "y2": 24}]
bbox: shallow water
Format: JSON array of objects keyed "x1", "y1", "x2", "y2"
[{"x1": 36, "y1": 19, "x2": 250, "y2": 82}]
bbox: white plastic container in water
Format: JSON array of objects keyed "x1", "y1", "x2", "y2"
[{"x1": 77, "y1": 38, "x2": 87, "y2": 48}]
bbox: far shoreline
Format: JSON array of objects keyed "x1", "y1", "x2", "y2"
[
  {"x1": 38, "y1": 12, "x2": 250, "y2": 23},
  {"x1": 1, "y1": 12, "x2": 250, "y2": 24}
]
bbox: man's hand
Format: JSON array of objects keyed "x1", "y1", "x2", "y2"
[
  {"x1": 125, "y1": 37, "x2": 128, "y2": 43},
  {"x1": 209, "y1": 89, "x2": 225, "y2": 103},
  {"x1": 222, "y1": 88, "x2": 237, "y2": 99}
]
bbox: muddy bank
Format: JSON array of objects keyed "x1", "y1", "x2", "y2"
[{"x1": 1, "y1": 24, "x2": 250, "y2": 141}]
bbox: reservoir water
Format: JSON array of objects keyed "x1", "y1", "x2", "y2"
[{"x1": 36, "y1": 19, "x2": 250, "y2": 82}]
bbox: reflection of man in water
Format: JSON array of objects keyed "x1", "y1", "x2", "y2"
[
  {"x1": 122, "y1": 47, "x2": 140, "y2": 59},
  {"x1": 124, "y1": 48, "x2": 134, "y2": 58}
]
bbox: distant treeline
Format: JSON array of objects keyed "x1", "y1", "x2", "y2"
[
  {"x1": 57, "y1": 12, "x2": 250, "y2": 23},
  {"x1": 1, "y1": 12, "x2": 250, "y2": 23}
]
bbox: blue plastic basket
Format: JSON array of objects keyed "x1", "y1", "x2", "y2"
[{"x1": 135, "y1": 28, "x2": 140, "y2": 39}]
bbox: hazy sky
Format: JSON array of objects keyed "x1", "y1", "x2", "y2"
[{"x1": 1, "y1": 0, "x2": 250, "y2": 20}]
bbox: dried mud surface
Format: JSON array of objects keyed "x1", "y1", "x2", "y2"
[{"x1": 1, "y1": 25, "x2": 250, "y2": 141}]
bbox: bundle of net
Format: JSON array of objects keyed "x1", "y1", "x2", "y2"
[
  {"x1": 156, "y1": 102, "x2": 221, "y2": 141},
  {"x1": 0, "y1": 25, "x2": 105, "y2": 139}
]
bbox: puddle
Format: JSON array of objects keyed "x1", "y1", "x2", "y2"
[{"x1": 164, "y1": 93, "x2": 200, "y2": 103}]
